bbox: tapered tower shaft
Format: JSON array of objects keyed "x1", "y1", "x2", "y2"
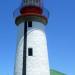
[{"x1": 14, "y1": 0, "x2": 50, "y2": 75}]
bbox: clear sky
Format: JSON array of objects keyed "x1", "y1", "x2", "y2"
[{"x1": 0, "y1": 0, "x2": 75, "y2": 75}]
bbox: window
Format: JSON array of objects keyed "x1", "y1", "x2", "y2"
[
  {"x1": 28, "y1": 48, "x2": 33, "y2": 56},
  {"x1": 28, "y1": 21, "x2": 32, "y2": 27}
]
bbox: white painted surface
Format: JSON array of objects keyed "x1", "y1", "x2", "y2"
[
  {"x1": 15, "y1": 22, "x2": 50, "y2": 75},
  {"x1": 14, "y1": 23, "x2": 24, "y2": 75}
]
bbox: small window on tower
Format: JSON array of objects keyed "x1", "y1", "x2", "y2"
[
  {"x1": 28, "y1": 21, "x2": 32, "y2": 27},
  {"x1": 28, "y1": 48, "x2": 33, "y2": 56}
]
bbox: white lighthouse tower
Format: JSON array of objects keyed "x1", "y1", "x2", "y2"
[{"x1": 14, "y1": 0, "x2": 50, "y2": 75}]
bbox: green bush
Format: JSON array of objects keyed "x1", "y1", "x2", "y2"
[{"x1": 50, "y1": 69, "x2": 66, "y2": 75}]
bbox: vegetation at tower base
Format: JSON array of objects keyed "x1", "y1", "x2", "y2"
[{"x1": 50, "y1": 69, "x2": 66, "y2": 75}]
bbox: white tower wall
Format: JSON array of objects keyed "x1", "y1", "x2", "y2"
[{"x1": 15, "y1": 21, "x2": 50, "y2": 75}]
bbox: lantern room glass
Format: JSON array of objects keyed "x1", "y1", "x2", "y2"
[{"x1": 22, "y1": 0, "x2": 43, "y2": 8}]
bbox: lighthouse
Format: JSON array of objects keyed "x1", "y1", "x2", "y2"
[{"x1": 14, "y1": 0, "x2": 50, "y2": 75}]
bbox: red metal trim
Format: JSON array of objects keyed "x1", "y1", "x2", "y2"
[
  {"x1": 20, "y1": 13, "x2": 48, "y2": 20},
  {"x1": 20, "y1": 6, "x2": 43, "y2": 15}
]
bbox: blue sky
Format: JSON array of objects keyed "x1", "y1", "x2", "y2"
[{"x1": 0, "y1": 0, "x2": 75, "y2": 75}]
